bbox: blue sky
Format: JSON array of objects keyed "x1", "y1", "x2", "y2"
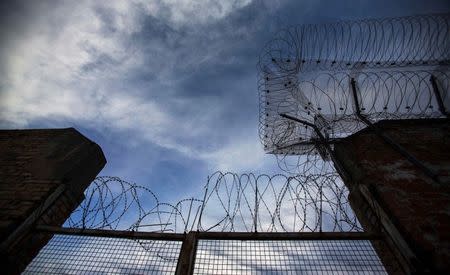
[{"x1": 1, "y1": 0, "x2": 449, "y2": 202}]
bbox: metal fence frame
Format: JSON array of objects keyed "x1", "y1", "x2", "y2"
[{"x1": 34, "y1": 225, "x2": 386, "y2": 275}]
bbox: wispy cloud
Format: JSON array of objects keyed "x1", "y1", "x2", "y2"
[
  {"x1": 0, "y1": 0, "x2": 278, "y2": 179},
  {"x1": 2, "y1": 0, "x2": 446, "y2": 185}
]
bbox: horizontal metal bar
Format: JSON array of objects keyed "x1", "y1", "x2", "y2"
[
  {"x1": 279, "y1": 113, "x2": 316, "y2": 128},
  {"x1": 37, "y1": 226, "x2": 380, "y2": 241},
  {"x1": 196, "y1": 231, "x2": 381, "y2": 240},
  {"x1": 269, "y1": 138, "x2": 343, "y2": 152},
  {"x1": 36, "y1": 225, "x2": 185, "y2": 241}
]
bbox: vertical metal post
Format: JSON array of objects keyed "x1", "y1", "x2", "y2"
[
  {"x1": 319, "y1": 185, "x2": 323, "y2": 233},
  {"x1": 184, "y1": 199, "x2": 194, "y2": 233},
  {"x1": 350, "y1": 78, "x2": 362, "y2": 116},
  {"x1": 430, "y1": 75, "x2": 449, "y2": 118},
  {"x1": 175, "y1": 232, "x2": 198, "y2": 275},
  {"x1": 196, "y1": 177, "x2": 209, "y2": 231},
  {"x1": 254, "y1": 180, "x2": 258, "y2": 232}
]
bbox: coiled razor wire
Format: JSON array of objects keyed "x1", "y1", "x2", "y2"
[
  {"x1": 64, "y1": 174, "x2": 361, "y2": 233},
  {"x1": 258, "y1": 13, "x2": 449, "y2": 173},
  {"x1": 65, "y1": 176, "x2": 204, "y2": 233},
  {"x1": 259, "y1": 13, "x2": 449, "y2": 73},
  {"x1": 65, "y1": 177, "x2": 204, "y2": 262},
  {"x1": 198, "y1": 171, "x2": 360, "y2": 233},
  {"x1": 260, "y1": 70, "x2": 449, "y2": 153}
]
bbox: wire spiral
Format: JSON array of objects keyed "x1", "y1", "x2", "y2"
[
  {"x1": 65, "y1": 176, "x2": 203, "y2": 233},
  {"x1": 258, "y1": 13, "x2": 449, "y2": 173},
  {"x1": 259, "y1": 13, "x2": 449, "y2": 73},
  {"x1": 198, "y1": 171, "x2": 360, "y2": 232},
  {"x1": 260, "y1": 70, "x2": 449, "y2": 153},
  {"x1": 64, "y1": 173, "x2": 361, "y2": 233}
]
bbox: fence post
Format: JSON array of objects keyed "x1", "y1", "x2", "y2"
[
  {"x1": 175, "y1": 232, "x2": 198, "y2": 275},
  {"x1": 196, "y1": 177, "x2": 209, "y2": 231},
  {"x1": 319, "y1": 184, "x2": 323, "y2": 233},
  {"x1": 254, "y1": 178, "x2": 258, "y2": 232}
]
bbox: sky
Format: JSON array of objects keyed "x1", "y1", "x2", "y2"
[{"x1": 1, "y1": 0, "x2": 449, "y2": 203}]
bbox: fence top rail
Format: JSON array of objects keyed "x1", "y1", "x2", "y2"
[
  {"x1": 196, "y1": 231, "x2": 381, "y2": 240},
  {"x1": 36, "y1": 225, "x2": 380, "y2": 241},
  {"x1": 36, "y1": 225, "x2": 185, "y2": 241}
]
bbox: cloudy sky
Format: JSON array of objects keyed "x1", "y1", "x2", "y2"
[{"x1": 1, "y1": 0, "x2": 449, "y2": 201}]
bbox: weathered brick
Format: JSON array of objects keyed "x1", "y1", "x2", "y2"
[
  {"x1": 0, "y1": 128, "x2": 106, "y2": 275},
  {"x1": 335, "y1": 119, "x2": 450, "y2": 273}
]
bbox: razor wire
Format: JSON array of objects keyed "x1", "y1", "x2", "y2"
[
  {"x1": 197, "y1": 171, "x2": 360, "y2": 233},
  {"x1": 260, "y1": 70, "x2": 449, "y2": 152},
  {"x1": 259, "y1": 13, "x2": 449, "y2": 74},
  {"x1": 258, "y1": 13, "x2": 449, "y2": 174},
  {"x1": 64, "y1": 174, "x2": 361, "y2": 233},
  {"x1": 65, "y1": 176, "x2": 204, "y2": 233}
]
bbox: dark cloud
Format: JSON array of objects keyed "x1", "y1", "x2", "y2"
[{"x1": 0, "y1": 0, "x2": 449, "y2": 196}]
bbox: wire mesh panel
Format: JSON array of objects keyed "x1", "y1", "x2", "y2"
[
  {"x1": 23, "y1": 234, "x2": 182, "y2": 274},
  {"x1": 194, "y1": 239, "x2": 387, "y2": 274}
]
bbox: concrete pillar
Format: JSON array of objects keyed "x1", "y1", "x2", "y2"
[
  {"x1": 334, "y1": 119, "x2": 450, "y2": 274},
  {"x1": 0, "y1": 128, "x2": 106, "y2": 274}
]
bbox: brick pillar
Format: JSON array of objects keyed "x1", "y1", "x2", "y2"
[
  {"x1": 0, "y1": 128, "x2": 106, "y2": 274},
  {"x1": 334, "y1": 119, "x2": 450, "y2": 274}
]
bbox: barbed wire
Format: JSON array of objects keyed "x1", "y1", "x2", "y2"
[
  {"x1": 259, "y1": 13, "x2": 449, "y2": 74},
  {"x1": 258, "y1": 13, "x2": 449, "y2": 174},
  {"x1": 64, "y1": 174, "x2": 361, "y2": 233},
  {"x1": 65, "y1": 176, "x2": 203, "y2": 233},
  {"x1": 260, "y1": 70, "x2": 449, "y2": 154},
  {"x1": 198, "y1": 171, "x2": 360, "y2": 233}
]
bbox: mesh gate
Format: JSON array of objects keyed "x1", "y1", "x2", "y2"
[
  {"x1": 194, "y1": 239, "x2": 386, "y2": 274},
  {"x1": 22, "y1": 230, "x2": 390, "y2": 274},
  {"x1": 23, "y1": 234, "x2": 182, "y2": 274}
]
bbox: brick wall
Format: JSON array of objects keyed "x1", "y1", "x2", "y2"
[
  {"x1": 334, "y1": 119, "x2": 450, "y2": 273},
  {"x1": 0, "y1": 128, "x2": 106, "y2": 274}
]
